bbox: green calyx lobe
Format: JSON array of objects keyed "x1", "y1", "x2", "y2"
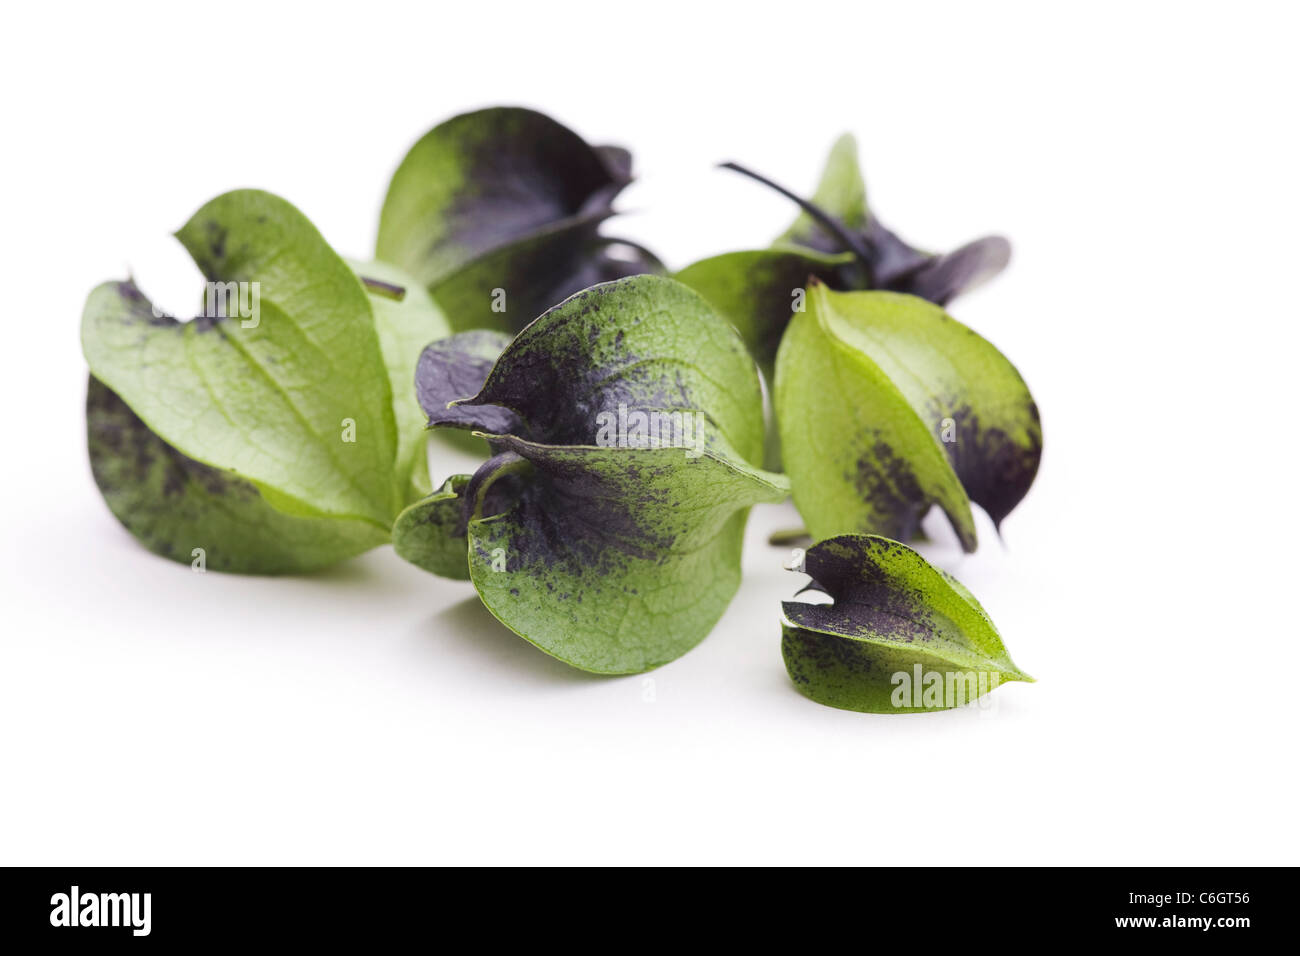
[
  {"x1": 782, "y1": 535, "x2": 1031, "y2": 713},
  {"x1": 775, "y1": 283, "x2": 1041, "y2": 550},
  {"x1": 392, "y1": 475, "x2": 475, "y2": 580},
  {"x1": 83, "y1": 189, "x2": 449, "y2": 573},
  {"x1": 376, "y1": 106, "x2": 663, "y2": 335},
  {"x1": 395, "y1": 275, "x2": 789, "y2": 674},
  {"x1": 676, "y1": 246, "x2": 854, "y2": 384}
]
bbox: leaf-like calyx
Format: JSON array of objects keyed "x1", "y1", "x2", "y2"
[
  {"x1": 776, "y1": 283, "x2": 1041, "y2": 550},
  {"x1": 376, "y1": 106, "x2": 664, "y2": 334},
  {"x1": 396, "y1": 275, "x2": 789, "y2": 674},
  {"x1": 82, "y1": 190, "x2": 447, "y2": 573},
  {"x1": 782, "y1": 535, "x2": 1032, "y2": 713},
  {"x1": 677, "y1": 134, "x2": 1010, "y2": 377}
]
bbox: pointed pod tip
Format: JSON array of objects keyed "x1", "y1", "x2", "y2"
[
  {"x1": 970, "y1": 234, "x2": 1013, "y2": 273},
  {"x1": 991, "y1": 519, "x2": 1011, "y2": 551}
]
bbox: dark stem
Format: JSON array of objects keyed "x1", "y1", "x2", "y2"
[
  {"x1": 359, "y1": 276, "x2": 406, "y2": 301},
  {"x1": 768, "y1": 527, "x2": 813, "y2": 548},
  {"x1": 718, "y1": 161, "x2": 876, "y2": 276}
]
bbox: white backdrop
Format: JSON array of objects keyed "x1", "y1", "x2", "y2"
[{"x1": 2, "y1": 0, "x2": 1296, "y2": 865}]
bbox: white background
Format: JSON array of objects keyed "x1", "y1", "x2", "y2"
[{"x1": 2, "y1": 1, "x2": 1296, "y2": 865}]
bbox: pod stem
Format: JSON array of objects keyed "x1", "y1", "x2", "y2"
[
  {"x1": 359, "y1": 276, "x2": 406, "y2": 301},
  {"x1": 718, "y1": 161, "x2": 876, "y2": 277}
]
